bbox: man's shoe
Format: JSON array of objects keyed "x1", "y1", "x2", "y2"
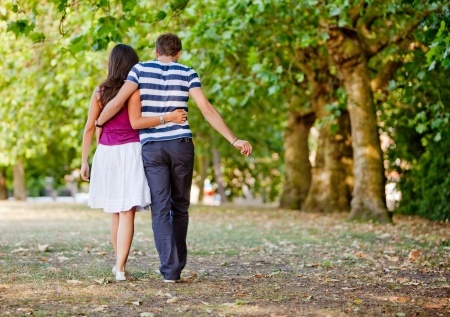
[{"x1": 163, "y1": 279, "x2": 180, "y2": 283}]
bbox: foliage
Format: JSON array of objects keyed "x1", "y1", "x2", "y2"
[
  {"x1": 427, "y1": 19, "x2": 450, "y2": 70},
  {"x1": 0, "y1": 2, "x2": 104, "y2": 194},
  {"x1": 2, "y1": 0, "x2": 450, "y2": 219},
  {"x1": 1, "y1": 0, "x2": 286, "y2": 200},
  {"x1": 381, "y1": 16, "x2": 450, "y2": 220},
  {"x1": 397, "y1": 131, "x2": 450, "y2": 221}
]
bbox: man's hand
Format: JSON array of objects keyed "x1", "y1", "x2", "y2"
[{"x1": 233, "y1": 139, "x2": 252, "y2": 157}]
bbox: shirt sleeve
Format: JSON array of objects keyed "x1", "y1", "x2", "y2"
[
  {"x1": 126, "y1": 64, "x2": 141, "y2": 84},
  {"x1": 188, "y1": 69, "x2": 201, "y2": 89}
]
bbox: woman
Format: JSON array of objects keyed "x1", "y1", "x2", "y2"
[{"x1": 80, "y1": 44, "x2": 186, "y2": 281}]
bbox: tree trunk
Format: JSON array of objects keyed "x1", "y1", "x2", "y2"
[
  {"x1": 279, "y1": 99, "x2": 315, "y2": 209},
  {"x1": 212, "y1": 148, "x2": 228, "y2": 203},
  {"x1": 304, "y1": 111, "x2": 353, "y2": 213},
  {"x1": 0, "y1": 167, "x2": 8, "y2": 200},
  {"x1": 13, "y1": 160, "x2": 26, "y2": 201},
  {"x1": 299, "y1": 59, "x2": 353, "y2": 213},
  {"x1": 327, "y1": 28, "x2": 390, "y2": 222}
]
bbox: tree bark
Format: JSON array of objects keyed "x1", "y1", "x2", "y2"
[
  {"x1": 279, "y1": 96, "x2": 315, "y2": 209},
  {"x1": 304, "y1": 111, "x2": 353, "y2": 213},
  {"x1": 327, "y1": 28, "x2": 390, "y2": 222},
  {"x1": 0, "y1": 167, "x2": 8, "y2": 200},
  {"x1": 299, "y1": 60, "x2": 353, "y2": 213},
  {"x1": 13, "y1": 160, "x2": 26, "y2": 201}
]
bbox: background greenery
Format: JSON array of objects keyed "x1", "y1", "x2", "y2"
[{"x1": 0, "y1": 0, "x2": 449, "y2": 220}]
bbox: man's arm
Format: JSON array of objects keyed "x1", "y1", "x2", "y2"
[
  {"x1": 96, "y1": 81, "x2": 138, "y2": 126},
  {"x1": 189, "y1": 87, "x2": 252, "y2": 157}
]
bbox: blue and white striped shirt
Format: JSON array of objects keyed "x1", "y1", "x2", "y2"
[{"x1": 126, "y1": 60, "x2": 201, "y2": 144}]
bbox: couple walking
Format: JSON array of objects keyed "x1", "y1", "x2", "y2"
[{"x1": 81, "y1": 33, "x2": 252, "y2": 282}]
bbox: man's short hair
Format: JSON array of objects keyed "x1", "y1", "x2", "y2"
[{"x1": 156, "y1": 33, "x2": 182, "y2": 56}]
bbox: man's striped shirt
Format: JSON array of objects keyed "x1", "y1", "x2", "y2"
[{"x1": 126, "y1": 60, "x2": 201, "y2": 144}]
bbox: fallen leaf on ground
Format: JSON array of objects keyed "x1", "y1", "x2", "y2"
[
  {"x1": 38, "y1": 244, "x2": 50, "y2": 252},
  {"x1": 11, "y1": 248, "x2": 28, "y2": 253},
  {"x1": 140, "y1": 313, "x2": 154, "y2": 317},
  {"x1": 386, "y1": 255, "x2": 399, "y2": 262},
  {"x1": 423, "y1": 302, "x2": 443, "y2": 309},
  {"x1": 408, "y1": 249, "x2": 420, "y2": 262},
  {"x1": 167, "y1": 297, "x2": 178, "y2": 303},
  {"x1": 91, "y1": 305, "x2": 108, "y2": 312},
  {"x1": 389, "y1": 296, "x2": 409, "y2": 303},
  {"x1": 67, "y1": 280, "x2": 82, "y2": 284}
]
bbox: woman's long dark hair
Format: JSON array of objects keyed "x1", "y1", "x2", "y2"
[{"x1": 98, "y1": 44, "x2": 139, "y2": 107}]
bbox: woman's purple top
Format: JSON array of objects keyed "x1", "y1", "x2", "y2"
[{"x1": 99, "y1": 105, "x2": 139, "y2": 145}]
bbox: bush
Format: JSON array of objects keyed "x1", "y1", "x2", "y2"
[{"x1": 397, "y1": 129, "x2": 450, "y2": 221}]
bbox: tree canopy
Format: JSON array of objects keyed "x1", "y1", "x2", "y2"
[{"x1": 1, "y1": 0, "x2": 449, "y2": 220}]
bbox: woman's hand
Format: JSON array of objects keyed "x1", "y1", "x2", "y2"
[
  {"x1": 80, "y1": 163, "x2": 90, "y2": 182},
  {"x1": 166, "y1": 109, "x2": 187, "y2": 124}
]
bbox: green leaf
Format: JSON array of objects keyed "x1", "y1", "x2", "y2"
[
  {"x1": 56, "y1": 0, "x2": 69, "y2": 12},
  {"x1": 121, "y1": 0, "x2": 137, "y2": 11},
  {"x1": 29, "y1": 32, "x2": 45, "y2": 43},
  {"x1": 416, "y1": 123, "x2": 427, "y2": 134},
  {"x1": 169, "y1": 0, "x2": 189, "y2": 12},
  {"x1": 155, "y1": 10, "x2": 167, "y2": 21},
  {"x1": 433, "y1": 132, "x2": 441, "y2": 142},
  {"x1": 68, "y1": 34, "x2": 88, "y2": 54},
  {"x1": 6, "y1": 20, "x2": 35, "y2": 37},
  {"x1": 92, "y1": 37, "x2": 109, "y2": 51}
]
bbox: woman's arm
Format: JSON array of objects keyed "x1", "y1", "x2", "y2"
[
  {"x1": 80, "y1": 89, "x2": 102, "y2": 181},
  {"x1": 128, "y1": 90, "x2": 187, "y2": 129}
]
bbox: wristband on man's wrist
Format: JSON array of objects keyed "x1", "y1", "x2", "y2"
[
  {"x1": 231, "y1": 138, "x2": 238, "y2": 146},
  {"x1": 160, "y1": 114, "x2": 165, "y2": 124}
]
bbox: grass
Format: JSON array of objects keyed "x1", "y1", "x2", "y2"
[{"x1": 0, "y1": 201, "x2": 449, "y2": 316}]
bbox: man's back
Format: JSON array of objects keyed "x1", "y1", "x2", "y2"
[{"x1": 127, "y1": 60, "x2": 201, "y2": 144}]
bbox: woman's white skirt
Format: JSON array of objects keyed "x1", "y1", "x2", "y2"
[{"x1": 88, "y1": 142, "x2": 151, "y2": 213}]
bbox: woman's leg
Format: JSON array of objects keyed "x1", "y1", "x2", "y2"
[
  {"x1": 111, "y1": 213, "x2": 119, "y2": 258},
  {"x1": 116, "y1": 208, "x2": 136, "y2": 273}
]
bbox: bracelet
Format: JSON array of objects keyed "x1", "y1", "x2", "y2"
[
  {"x1": 95, "y1": 121, "x2": 103, "y2": 128},
  {"x1": 231, "y1": 138, "x2": 238, "y2": 146},
  {"x1": 159, "y1": 114, "x2": 165, "y2": 124}
]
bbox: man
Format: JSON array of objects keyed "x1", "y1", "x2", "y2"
[{"x1": 97, "y1": 33, "x2": 252, "y2": 282}]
